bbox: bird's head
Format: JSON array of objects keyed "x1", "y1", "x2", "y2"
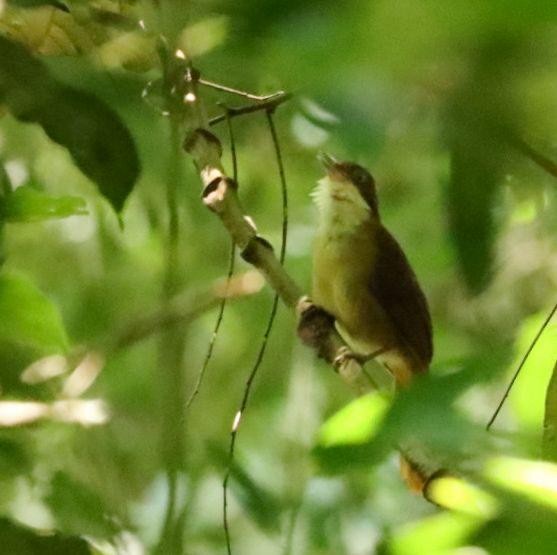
[{"x1": 312, "y1": 153, "x2": 379, "y2": 229}]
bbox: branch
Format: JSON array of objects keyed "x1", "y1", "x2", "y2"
[
  {"x1": 208, "y1": 92, "x2": 292, "y2": 126},
  {"x1": 181, "y1": 71, "x2": 373, "y2": 394},
  {"x1": 110, "y1": 271, "x2": 264, "y2": 353}
]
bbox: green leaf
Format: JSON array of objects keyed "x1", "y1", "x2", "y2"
[
  {"x1": 0, "y1": 517, "x2": 90, "y2": 555},
  {"x1": 447, "y1": 137, "x2": 500, "y2": 293},
  {"x1": 445, "y1": 38, "x2": 522, "y2": 294},
  {"x1": 318, "y1": 392, "x2": 391, "y2": 448},
  {"x1": 1, "y1": 186, "x2": 87, "y2": 222},
  {"x1": 509, "y1": 311, "x2": 557, "y2": 432},
  {"x1": 484, "y1": 457, "x2": 557, "y2": 512},
  {"x1": 0, "y1": 36, "x2": 140, "y2": 212},
  {"x1": 314, "y1": 353, "x2": 509, "y2": 474},
  {"x1": 46, "y1": 472, "x2": 113, "y2": 538},
  {"x1": 0, "y1": 272, "x2": 68, "y2": 352},
  {"x1": 426, "y1": 475, "x2": 499, "y2": 518},
  {"x1": 389, "y1": 512, "x2": 483, "y2": 555}
]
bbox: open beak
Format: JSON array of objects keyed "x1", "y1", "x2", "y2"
[
  {"x1": 317, "y1": 151, "x2": 338, "y2": 172},
  {"x1": 318, "y1": 152, "x2": 347, "y2": 182}
]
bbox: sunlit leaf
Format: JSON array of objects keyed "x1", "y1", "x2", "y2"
[
  {"x1": 484, "y1": 457, "x2": 557, "y2": 512},
  {"x1": 389, "y1": 512, "x2": 484, "y2": 555},
  {"x1": 0, "y1": 272, "x2": 68, "y2": 351},
  {"x1": 426, "y1": 475, "x2": 499, "y2": 518},
  {"x1": 509, "y1": 310, "x2": 557, "y2": 431},
  {"x1": 315, "y1": 358, "x2": 501, "y2": 474},
  {"x1": 543, "y1": 359, "x2": 557, "y2": 460},
  {"x1": 0, "y1": 36, "x2": 140, "y2": 212},
  {"x1": 177, "y1": 15, "x2": 229, "y2": 58},
  {"x1": 318, "y1": 392, "x2": 391, "y2": 448},
  {"x1": 1, "y1": 185, "x2": 87, "y2": 222}
]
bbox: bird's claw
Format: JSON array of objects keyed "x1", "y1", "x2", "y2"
[{"x1": 333, "y1": 346, "x2": 364, "y2": 371}]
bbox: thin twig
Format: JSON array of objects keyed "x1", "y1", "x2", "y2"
[
  {"x1": 486, "y1": 301, "x2": 557, "y2": 430},
  {"x1": 266, "y1": 109, "x2": 289, "y2": 262},
  {"x1": 209, "y1": 93, "x2": 292, "y2": 126},
  {"x1": 199, "y1": 78, "x2": 285, "y2": 102},
  {"x1": 223, "y1": 293, "x2": 280, "y2": 554},
  {"x1": 512, "y1": 138, "x2": 557, "y2": 180},
  {"x1": 223, "y1": 110, "x2": 289, "y2": 555},
  {"x1": 186, "y1": 111, "x2": 238, "y2": 409},
  {"x1": 186, "y1": 243, "x2": 235, "y2": 409}
]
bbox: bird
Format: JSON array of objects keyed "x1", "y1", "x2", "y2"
[{"x1": 311, "y1": 153, "x2": 433, "y2": 492}]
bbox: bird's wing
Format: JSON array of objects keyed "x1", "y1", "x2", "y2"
[{"x1": 369, "y1": 225, "x2": 433, "y2": 370}]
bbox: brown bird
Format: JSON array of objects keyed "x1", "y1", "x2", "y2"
[{"x1": 311, "y1": 154, "x2": 433, "y2": 491}]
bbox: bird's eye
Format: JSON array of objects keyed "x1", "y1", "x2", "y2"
[{"x1": 354, "y1": 168, "x2": 368, "y2": 185}]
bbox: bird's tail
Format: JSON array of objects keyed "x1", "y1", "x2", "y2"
[{"x1": 400, "y1": 454, "x2": 430, "y2": 494}]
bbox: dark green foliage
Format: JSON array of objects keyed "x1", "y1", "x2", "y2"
[
  {"x1": 0, "y1": 518, "x2": 89, "y2": 554},
  {"x1": 0, "y1": 36, "x2": 140, "y2": 212},
  {"x1": 45, "y1": 472, "x2": 115, "y2": 538},
  {"x1": 7, "y1": 0, "x2": 68, "y2": 10}
]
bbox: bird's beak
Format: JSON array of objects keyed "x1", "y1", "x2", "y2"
[
  {"x1": 317, "y1": 152, "x2": 338, "y2": 172},
  {"x1": 318, "y1": 152, "x2": 346, "y2": 182}
]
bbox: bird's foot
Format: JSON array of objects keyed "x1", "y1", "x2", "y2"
[
  {"x1": 333, "y1": 346, "x2": 388, "y2": 370},
  {"x1": 296, "y1": 297, "x2": 335, "y2": 350},
  {"x1": 333, "y1": 346, "x2": 365, "y2": 370}
]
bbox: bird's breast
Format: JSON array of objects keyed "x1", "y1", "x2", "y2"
[{"x1": 312, "y1": 221, "x2": 380, "y2": 331}]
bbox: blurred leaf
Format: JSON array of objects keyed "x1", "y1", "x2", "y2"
[
  {"x1": 0, "y1": 5, "x2": 93, "y2": 56},
  {"x1": 46, "y1": 472, "x2": 113, "y2": 538},
  {"x1": 510, "y1": 310, "x2": 557, "y2": 431},
  {"x1": 0, "y1": 437, "x2": 31, "y2": 477},
  {"x1": 447, "y1": 135, "x2": 500, "y2": 293},
  {"x1": 0, "y1": 517, "x2": 90, "y2": 554},
  {"x1": 0, "y1": 36, "x2": 140, "y2": 212},
  {"x1": 210, "y1": 445, "x2": 281, "y2": 533},
  {"x1": 96, "y1": 32, "x2": 157, "y2": 72},
  {"x1": 426, "y1": 475, "x2": 499, "y2": 518},
  {"x1": 230, "y1": 461, "x2": 281, "y2": 533},
  {"x1": 314, "y1": 356, "x2": 505, "y2": 473},
  {"x1": 389, "y1": 512, "x2": 483, "y2": 555},
  {"x1": 177, "y1": 15, "x2": 229, "y2": 58},
  {"x1": 7, "y1": 0, "x2": 68, "y2": 10},
  {"x1": 318, "y1": 392, "x2": 391, "y2": 448},
  {"x1": 543, "y1": 359, "x2": 557, "y2": 461},
  {"x1": 474, "y1": 495, "x2": 557, "y2": 555},
  {"x1": 445, "y1": 38, "x2": 523, "y2": 294},
  {"x1": 1, "y1": 185, "x2": 87, "y2": 222},
  {"x1": 0, "y1": 272, "x2": 68, "y2": 351},
  {"x1": 484, "y1": 457, "x2": 557, "y2": 512}
]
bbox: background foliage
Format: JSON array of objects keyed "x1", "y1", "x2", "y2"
[{"x1": 0, "y1": 1, "x2": 556, "y2": 554}]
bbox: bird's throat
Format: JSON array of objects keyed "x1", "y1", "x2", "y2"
[{"x1": 311, "y1": 176, "x2": 373, "y2": 236}]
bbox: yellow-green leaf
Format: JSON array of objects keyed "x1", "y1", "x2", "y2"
[{"x1": 0, "y1": 272, "x2": 68, "y2": 352}]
